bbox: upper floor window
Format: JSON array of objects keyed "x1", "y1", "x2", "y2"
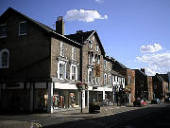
[
  {"x1": 72, "y1": 47, "x2": 76, "y2": 60},
  {"x1": 104, "y1": 60, "x2": 107, "y2": 69},
  {"x1": 89, "y1": 40, "x2": 93, "y2": 49},
  {"x1": 60, "y1": 42, "x2": 65, "y2": 57},
  {"x1": 0, "y1": 24, "x2": 7, "y2": 38},
  {"x1": 104, "y1": 73, "x2": 107, "y2": 85},
  {"x1": 108, "y1": 75, "x2": 112, "y2": 85},
  {"x1": 96, "y1": 44, "x2": 99, "y2": 51},
  {"x1": 0, "y1": 49, "x2": 9, "y2": 69},
  {"x1": 128, "y1": 75, "x2": 131, "y2": 85},
  {"x1": 88, "y1": 53, "x2": 93, "y2": 65},
  {"x1": 88, "y1": 68, "x2": 93, "y2": 84},
  {"x1": 58, "y1": 61, "x2": 66, "y2": 80},
  {"x1": 19, "y1": 21, "x2": 27, "y2": 35},
  {"x1": 95, "y1": 77, "x2": 100, "y2": 85},
  {"x1": 70, "y1": 65, "x2": 77, "y2": 81}
]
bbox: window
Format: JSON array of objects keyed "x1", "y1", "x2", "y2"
[
  {"x1": 19, "y1": 21, "x2": 27, "y2": 35},
  {"x1": 70, "y1": 65, "x2": 77, "y2": 80},
  {"x1": 115, "y1": 76, "x2": 117, "y2": 82},
  {"x1": 97, "y1": 55, "x2": 100, "y2": 64},
  {"x1": 104, "y1": 73, "x2": 107, "y2": 85},
  {"x1": 0, "y1": 24, "x2": 7, "y2": 38},
  {"x1": 60, "y1": 42, "x2": 65, "y2": 57},
  {"x1": 58, "y1": 61, "x2": 66, "y2": 80},
  {"x1": 96, "y1": 45, "x2": 99, "y2": 51},
  {"x1": 89, "y1": 40, "x2": 93, "y2": 49},
  {"x1": 88, "y1": 68, "x2": 93, "y2": 84},
  {"x1": 104, "y1": 60, "x2": 107, "y2": 69},
  {"x1": 72, "y1": 47, "x2": 76, "y2": 60},
  {"x1": 95, "y1": 77, "x2": 100, "y2": 85},
  {"x1": 128, "y1": 76, "x2": 131, "y2": 85},
  {"x1": 0, "y1": 49, "x2": 9, "y2": 69},
  {"x1": 88, "y1": 54, "x2": 93, "y2": 65},
  {"x1": 108, "y1": 75, "x2": 112, "y2": 85}
]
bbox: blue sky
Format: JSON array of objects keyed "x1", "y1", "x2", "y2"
[{"x1": 1, "y1": 0, "x2": 170, "y2": 75}]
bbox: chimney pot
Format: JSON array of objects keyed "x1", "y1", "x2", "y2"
[{"x1": 56, "y1": 16, "x2": 64, "y2": 35}]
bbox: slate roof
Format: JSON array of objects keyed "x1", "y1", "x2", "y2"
[{"x1": 0, "y1": 7, "x2": 81, "y2": 46}]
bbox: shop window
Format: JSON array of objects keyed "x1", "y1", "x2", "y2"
[
  {"x1": 70, "y1": 65, "x2": 77, "y2": 80},
  {"x1": 0, "y1": 49, "x2": 9, "y2": 69},
  {"x1": 19, "y1": 21, "x2": 27, "y2": 35},
  {"x1": 58, "y1": 61, "x2": 66, "y2": 80},
  {"x1": 0, "y1": 24, "x2": 7, "y2": 38}
]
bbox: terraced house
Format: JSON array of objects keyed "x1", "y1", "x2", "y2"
[{"x1": 0, "y1": 8, "x2": 126, "y2": 113}]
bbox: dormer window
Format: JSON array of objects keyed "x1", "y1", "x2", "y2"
[
  {"x1": 19, "y1": 21, "x2": 27, "y2": 35},
  {"x1": 0, "y1": 24, "x2": 7, "y2": 38}
]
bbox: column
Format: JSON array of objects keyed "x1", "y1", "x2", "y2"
[
  {"x1": 82, "y1": 90, "x2": 86, "y2": 108},
  {"x1": 103, "y1": 90, "x2": 105, "y2": 100},
  {"x1": 86, "y1": 90, "x2": 89, "y2": 108},
  {"x1": 47, "y1": 82, "x2": 54, "y2": 113},
  {"x1": 30, "y1": 83, "x2": 33, "y2": 113}
]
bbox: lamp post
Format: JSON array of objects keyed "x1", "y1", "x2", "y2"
[{"x1": 76, "y1": 82, "x2": 88, "y2": 113}]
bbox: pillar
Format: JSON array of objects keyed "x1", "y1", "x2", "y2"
[
  {"x1": 30, "y1": 83, "x2": 33, "y2": 112},
  {"x1": 47, "y1": 82, "x2": 54, "y2": 113},
  {"x1": 103, "y1": 90, "x2": 105, "y2": 100},
  {"x1": 86, "y1": 90, "x2": 89, "y2": 108},
  {"x1": 82, "y1": 90, "x2": 85, "y2": 108}
]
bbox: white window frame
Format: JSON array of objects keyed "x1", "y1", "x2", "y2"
[
  {"x1": 89, "y1": 40, "x2": 93, "y2": 49},
  {"x1": 72, "y1": 47, "x2": 76, "y2": 60},
  {"x1": 19, "y1": 21, "x2": 27, "y2": 36},
  {"x1": 58, "y1": 61, "x2": 66, "y2": 80},
  {"x1": 88, "y1": 68, "x2": 93, "y2": 84},
  {"x1": 108, "y1": 75, "x2": 112, "y2": 85},
  {"x1": 104, "y1": 73, "x2": 107, "y2": 85},
  {"x1": 96, "y1": 44, "x2": 99, "y2": 51},
  {"x1": 60, "y1": 42, "x2": 65, "y2": 57},
  {"x1": 70, "y1": 64, "x2": 77, "y2": 81},
  {"x1": 0, "y1": 49, "x2": 9, "y2": 69},
  {"x1": 104, "y1": 60, "x2": 107, "y2": 69},
  {"x1": 0, "y1": 24, "x2": 7, "y2": 38}
]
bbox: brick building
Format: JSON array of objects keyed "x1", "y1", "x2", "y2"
[
  {"x1": 0, "y1": 8, "x2": 126, "y2": 113},
  {"x1": 0, "y1": 8, "x2": 82, "y2": 113},
  {"x1": 153, "y1": 73, "x2": 169, "y2": 101},
  {"x1": 112, "y1": 60, "x2": 135, "y2": 103}
]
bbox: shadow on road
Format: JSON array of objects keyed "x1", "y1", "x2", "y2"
[{"x1": 43, "y1": 105, "x2": 170, "y2": 128}]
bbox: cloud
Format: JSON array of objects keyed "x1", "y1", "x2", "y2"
[
  {"x1": 140, "y1": 43, "x2": 162, "y2": 53},
  {"x1": 136, "y1": 52, "x2": 170, "y2": 75},
  {"x1": 95, "y1": 0, "x2": 104, "y2": 3},
  {"x1": 64, "y1": 9, "x2": 108, "y2": 22}
]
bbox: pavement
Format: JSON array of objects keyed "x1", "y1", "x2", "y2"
[{"x1": 0, "y1": 104, "x2": 163, "y2": 128}]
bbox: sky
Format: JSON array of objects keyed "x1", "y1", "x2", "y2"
[{"x1": 0, "y1": 0, "x2": 170, "y2": 76}]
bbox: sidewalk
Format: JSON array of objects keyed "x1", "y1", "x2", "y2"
[{"x1": 0, "y1": 104, "x2": 155, "y2": 128}]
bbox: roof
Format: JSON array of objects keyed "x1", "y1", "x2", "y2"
[
  {"x1": 65, "y1": 30, "x2": 94, "y2": 43},
  {"x1": 135, "y1": 69, "x2": 147, "y2": 77},
  {"x1": 65, "y1": 30, "x2": 105, "y2": 55},
  {"x1": 0, "y1": 7, "x2": 81, "y2": 46},
  {"x1": 113, "y1": 60, "x2": 127, "y2": 69},
  {"x1": 156, "y1": 74, "x2": 169, "y2": 83},
  {"x1": 111, "y1": 70, "x2": 124, "y2": 77}
]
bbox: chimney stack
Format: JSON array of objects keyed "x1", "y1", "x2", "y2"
[
  {"x1": 56, "y1": 16, "x2": 64, "y2": 35},
  {"x1": 141, "y1": 68, "x2": 145, "y2": 73}
]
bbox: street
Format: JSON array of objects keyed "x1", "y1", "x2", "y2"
[
  {"x1": 45, "y1": 104, "x2": 170, "y2": 128},
  {"x1": 0, "y1": 104, "x2": 170, "y2": 128}
]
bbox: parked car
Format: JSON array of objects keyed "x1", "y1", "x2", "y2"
[
  {"x1": 89, "y1": 102, "x2": 100, "y2": 113},
  {"x1": 133, "y1": 98, "x2": 147, "y2": 107}
]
